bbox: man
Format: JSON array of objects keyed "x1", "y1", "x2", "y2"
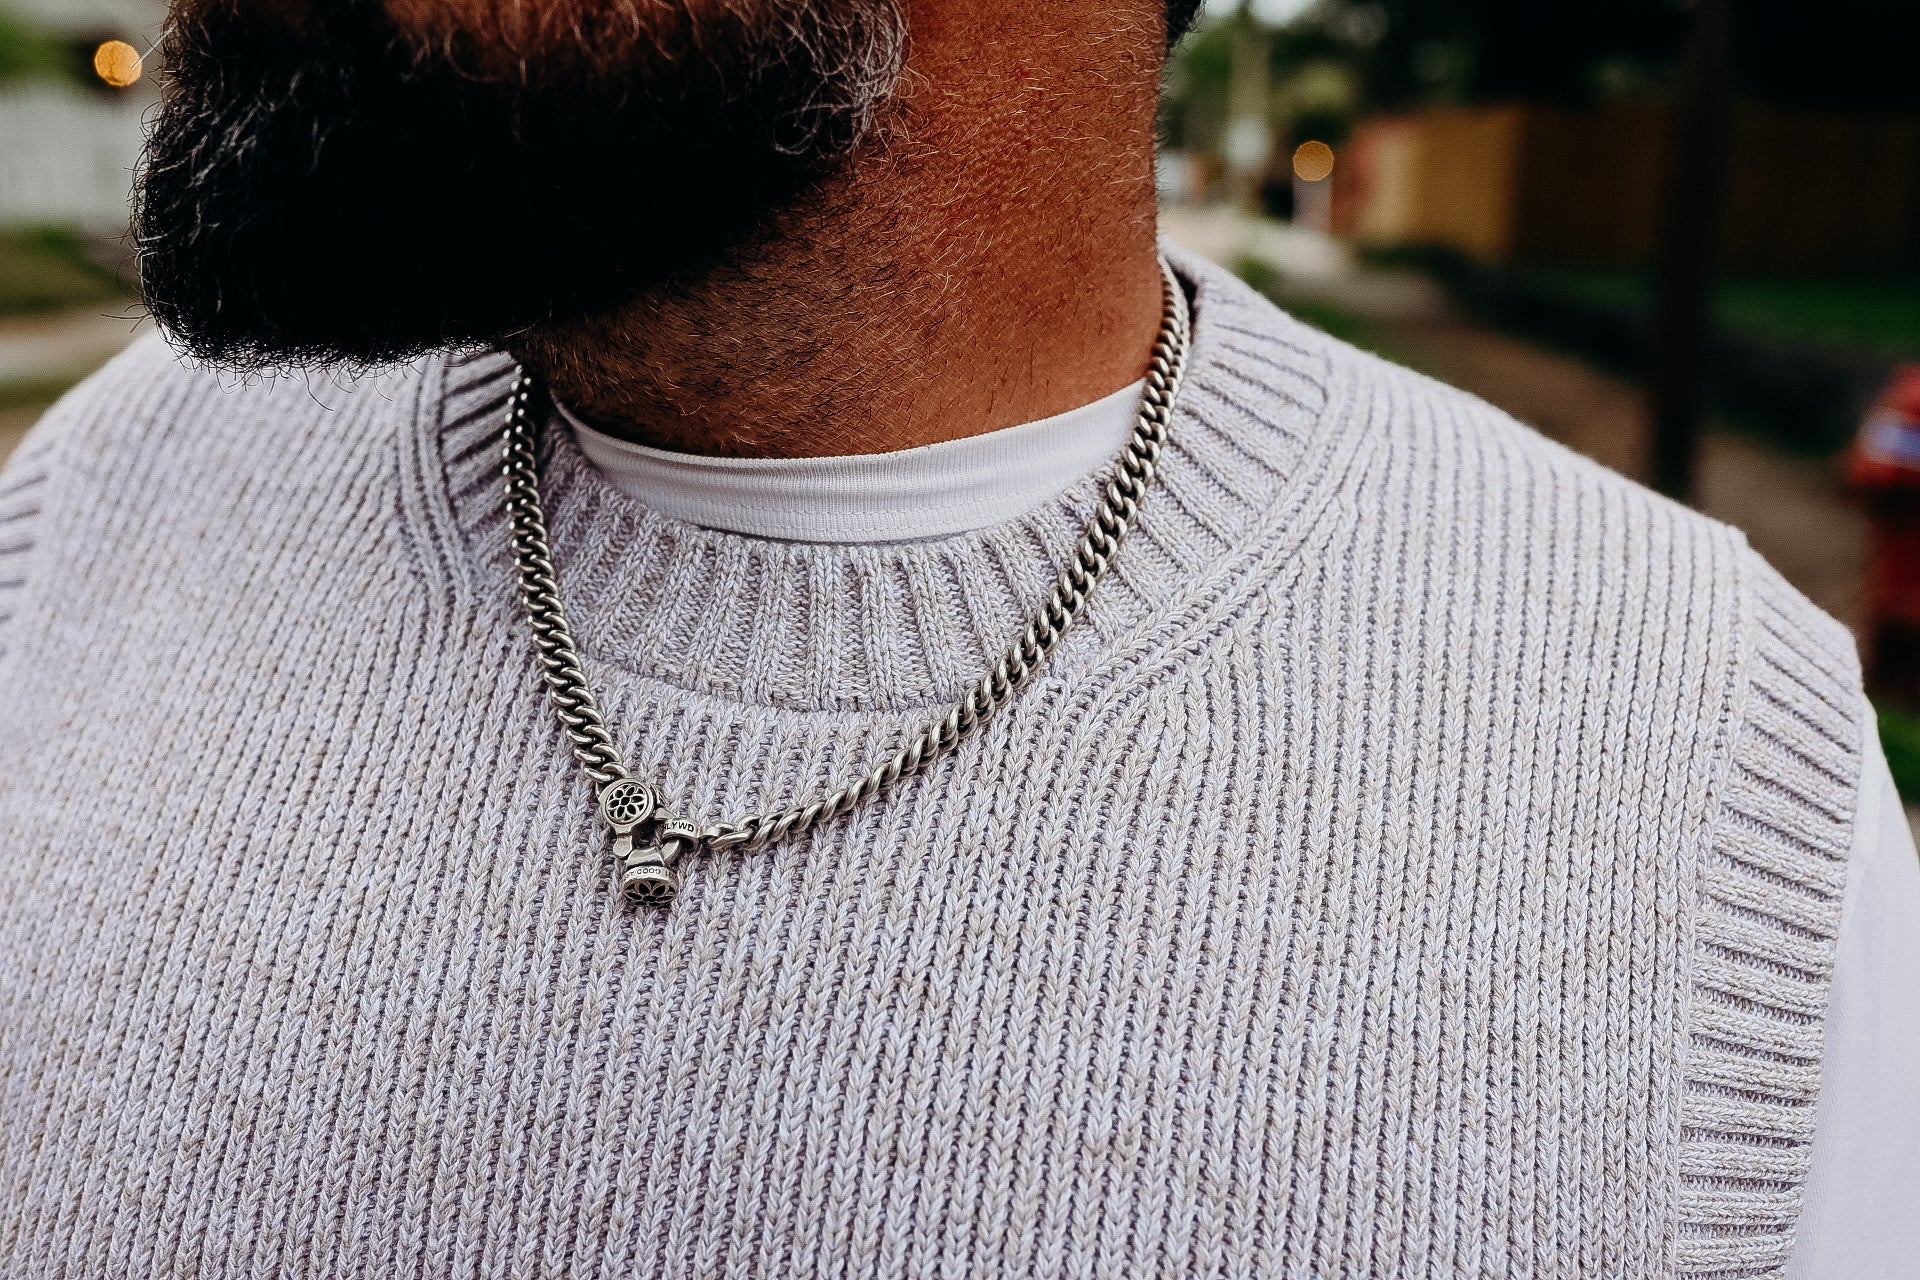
[{"x1": 0, "y1": 0, "x2": 1913, "y2": 1275}]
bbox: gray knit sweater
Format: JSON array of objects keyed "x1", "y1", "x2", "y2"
[{"x1": 0, "y1": 250, "x2": 1864, "y2": 1278}]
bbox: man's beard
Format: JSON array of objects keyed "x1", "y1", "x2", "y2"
[{"x1": 133, "y1": 0, "x2": 907, "y2": 368}]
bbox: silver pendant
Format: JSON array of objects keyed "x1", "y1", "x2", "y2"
[
  {"x1": 601, "y1": 781, "x2": 701, "y2": 908},
  {"x1": 599, "y1": 778, "x2": 656, "y2": 830}
]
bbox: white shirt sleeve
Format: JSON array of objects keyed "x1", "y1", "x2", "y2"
[{"x1": 1785, "y1": 699, "x2": 1920, "y2": 1279}]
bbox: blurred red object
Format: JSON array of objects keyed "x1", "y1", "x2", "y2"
[
  {"x1": 1848, "y1": 366, "x2": 1920, "y2": 490},
  {"x1": 1848, "y1": 365, "x2": 1920, "y2": 701}
]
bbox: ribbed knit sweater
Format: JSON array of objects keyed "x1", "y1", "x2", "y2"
[{"x1": 0, "y1": 250, "x2": 1865, "y2": 1279}]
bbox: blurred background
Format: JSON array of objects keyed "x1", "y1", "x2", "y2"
[
  {"x1": 0, "y1": 0, "x2": 154, "y2": 445},
  {"x1": 2, "y1": 0, "x2": 1920, "y2": 807}
]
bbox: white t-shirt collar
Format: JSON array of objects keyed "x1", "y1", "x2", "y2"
[{"x1": 557, "y1": 379, "x2": 1145, "y2": 544}]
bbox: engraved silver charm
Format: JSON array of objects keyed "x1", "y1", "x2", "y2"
[
  {"x1": 599, "y1": 779, "x2": 677, "y2": 907},
  {"x1": 599, "y1": 778, "x2": 656, "y2": 831},
  {"x1": 617, "y1": 817, "x2": 702, "y2": 907},
  {"x1": 619, "y1": 849, "x2": 680, "y2": 907}
]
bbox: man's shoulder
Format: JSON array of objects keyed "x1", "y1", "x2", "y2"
[
  {"x1": 1183, "y1": 258, "x2": 1856, "y2": 704},
  {"x1": 1289, "y1": 306, "x2": 1725, "y2": 560},
  {"x1": 18, "y1": 330, "x2": 447, "y2": 492},
  {"x1": 1176, "y1": 249, "x2": 1715, "y2": 569},
  {"x1": 1207, "y1": 277, "x2": 1804, "y2": 613},
  {"x1": 1346, "y1": 336, "x2": 1854, "y2": 659}
]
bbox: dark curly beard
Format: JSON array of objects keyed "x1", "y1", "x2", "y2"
[{"x1": 133, "y1": 0, "x2": 907, "y2": 368}]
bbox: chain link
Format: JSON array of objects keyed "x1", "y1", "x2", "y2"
[{"x1": 504, "y1": 257, "x2": 1192, "y2": 872}]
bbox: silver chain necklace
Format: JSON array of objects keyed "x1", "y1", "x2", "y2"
[{"x1": 503, "y1": 258, "x2": 1192, "y2": 907}]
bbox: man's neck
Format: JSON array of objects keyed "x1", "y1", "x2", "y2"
[{"x1": 511, "y1": 1, "x2": 1166, "y2": 460}]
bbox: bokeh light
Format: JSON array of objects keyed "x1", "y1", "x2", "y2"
[
  {"x1": 93, "y1": 40, "x2": 142, "y2": 89},
  {"x1": 1292, "y1": 140, "x2": 1335, "y2": 182}
]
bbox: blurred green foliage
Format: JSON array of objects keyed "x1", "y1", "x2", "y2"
[
  {"x1": 1876, "y1": 705, "x2": 1920, "y2": 802},
  {"x1": 1503, "y1": 265, "x2": 1920, "y2": 360},
  {"x1": 0, "y1": 227, "x2": 133, "y2": 316},
  {"x1": 1718, "y1": 280, "x2": 1920, "y2": 360},
  {"x1": 0, "y1": 5, "x2": 70, "y2": 82},
  {"x1": 1160, "y1": 16, "x2": 1234, "y2": 153}
]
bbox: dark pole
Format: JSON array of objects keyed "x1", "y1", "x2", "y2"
[{"x1": 1648, "y1": 0, "x2": 1736, "y2": 502}]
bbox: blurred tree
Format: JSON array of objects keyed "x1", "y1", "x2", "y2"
[
  {"x1": 1169, "y1": 0, "x2": 1920, "y2": 129},
  {"x1": 1162, "y1": 17, "x2": 1237, "y2": 152},
  {"x1": 1739, "y1": 0, "x2": 1920, "y2": 111},
  {"x1": 1162, "y1": 1, "x2": 1378, "y2": 198},
  {"x1": 0, "y1": 5, "x2": 68, "y2": 82},
  {"x1": 1356, "y1": 0, "x2": 1688, "y2": 108}
]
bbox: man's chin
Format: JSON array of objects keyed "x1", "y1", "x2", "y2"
[
  {"x1": 133, "y1": 0, "x2": 905, "y2": 368},
  {"x1": 135, "y1": 148, "x2": 811, "y2": 369}
]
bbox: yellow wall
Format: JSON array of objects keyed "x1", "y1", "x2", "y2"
[
  {"x1": 1345, "y1": 106, "x2": 1526, "y2": 261},
  {"x1": 1339, "y1": 103, "x2": 1920, "y2": 272}
]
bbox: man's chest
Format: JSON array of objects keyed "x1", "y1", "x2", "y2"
[{"x1": 0, "y1": 572, "x2": 1691, "y2": 1279}]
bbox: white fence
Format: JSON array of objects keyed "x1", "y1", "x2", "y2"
[{"x1": 0, "y1": 87, "x2": 147, "y2": 230}]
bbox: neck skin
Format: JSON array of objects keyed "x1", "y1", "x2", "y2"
[{"x1": 510, "y1": 0, "x2": 1167, "y2": 460}]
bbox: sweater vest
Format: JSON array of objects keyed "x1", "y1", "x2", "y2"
[{"x1": 0, "y1": 250, "x2": 1862, "y2": 1278}]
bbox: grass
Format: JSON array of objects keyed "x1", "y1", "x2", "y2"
[
  {"x1": 0, "y1": 226, "x2": 133, "y2": 317},
  {"x1": 1506, "y1": 264, "x2": 1920, "y2": 360},
  {"x1": 0, "y1": 373, "x2": 82, "y2": 413},
  {"x1": 1718, "y1": 278, "x2": 1920, "y2": 358}
]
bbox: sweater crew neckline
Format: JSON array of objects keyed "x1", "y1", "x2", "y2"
[{"x1": 425, "y1": 246, "x2": 1352, "y2": 712}]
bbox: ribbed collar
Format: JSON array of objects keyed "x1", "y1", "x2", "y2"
[{"x1": 417, "y1": 244, "x2": 1348, "y2": 712}]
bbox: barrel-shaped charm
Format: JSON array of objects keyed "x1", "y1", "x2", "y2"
[{"x1": 621, "y1": 850, "x2": 680, "y2": 907}]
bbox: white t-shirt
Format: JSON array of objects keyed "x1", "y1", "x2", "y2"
[
  {"x1": 562, "y1": 387, "x2": 1920, "y2": 1277},
  {"x1": 562, "y1": 380, "x2": 1147, "y2": 544}
]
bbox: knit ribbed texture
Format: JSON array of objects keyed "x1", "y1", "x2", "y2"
[
  {"x1": 0, "y1": 247, "x2": 1862, "y2": 1278},
  {"x1": 1678, "y1": 560, "x2": 1861, "y2": 1279}
]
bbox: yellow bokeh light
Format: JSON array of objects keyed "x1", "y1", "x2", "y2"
[
  {"x1": 93, "y1": 40, "x2": 142, "y2": 88},
  {"x1": 1292, "y1": 140, "x2": 1335, "y2": 183}
]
